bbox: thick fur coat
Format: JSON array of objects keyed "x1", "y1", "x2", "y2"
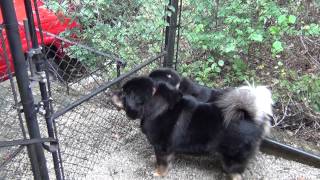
[{"x1": 112, "y1": 73, "x2": 273, "y2": 179}]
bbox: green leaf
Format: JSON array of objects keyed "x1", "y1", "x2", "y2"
[
  {"x1": 218, "y1": 60, "x2": 225, "y2": 67},
  {"x1": 269, "y1": 26, "x2": 280, "y2": 35},
  {"x1": 202, "y1": 45, "x2": 208, "y2": 50},
  {"x1": 235, "y1": 29, "x2": 243, "y2": 35},
  {"x1": 211, "y1": 63, "x2": 217, "y2": 69},
  {"x1": 288, "y1": 15, "x2": 297, "y2": 24},
  {"x1": 224, "y1": 43, "x2": 236, "y2": 53},
  {"x1": 277, "y1": 15, "x2": 287, "y2": 25},
  {"x1": 215, "y1": 67, "x2": 221, "y2": 73},
  {"x1": 204, "y1": 67, "x2": 211, "y2": 74},
  {"x1": 272, "y1": 41, "x2": 284, "y2": 53},
  {"x1": 182, "y1": 72, "x2": 188, "y2": 77},
  {"x1": 249, "y1": 33, "x2": 263, "y2": 42},
  {"x1": 195, "y1": 24, "x2": 204, "y2": 33},
  {"x1": 208, "y1": 57, "x2": 214, "y2": 63}
]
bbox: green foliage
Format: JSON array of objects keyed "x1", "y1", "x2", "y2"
[
  {"x1": 179, "y1": 0, "x2": 319, "y2": 88},
  {"x1": 272, "y1": 41, "x2": 284, "y2": 54},
  {"x1": 278, "y1": 72, "x2": 320, "y2": 112},
  {"x1": 182, "y1": 0, "x2": 315, "y2": 59},
  {"x1": 302, "y1": 23, "x2": 320, "y2": 36},
  {"x1": 45, "y1": 0, "x2": 168, "y2": 69},
  {"x1": 179, "y1": 57, "x2": 224, "y2": 87},
  {"x1": 45, "y1": 0, "x2": 320, "y2": 112}
]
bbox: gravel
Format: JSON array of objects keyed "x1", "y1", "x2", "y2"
[{"x1": 83, "y1": 125, "x2": 320, "y2": 180}]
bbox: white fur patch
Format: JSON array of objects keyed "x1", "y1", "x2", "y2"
[
  {"x1": 239, "y1": 85, "x2": 273, "y2": 121},
  {"x1": 175, "y1": 83, "x2": 180, "y2": 89},
  {"x1": 216, "y1": 84, "x2": 273, "y2": 134},
  {"x1": 152, "y1": 87, "x2": 157, "y2": 96}
]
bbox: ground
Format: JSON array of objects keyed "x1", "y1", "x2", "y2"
[{"x1": 84, "y1": 123, "x2": 320, "y2": 180}]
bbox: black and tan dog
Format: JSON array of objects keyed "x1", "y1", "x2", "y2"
[{"x1": 111, "y1": 73, "x2": 273, "y2": 179}]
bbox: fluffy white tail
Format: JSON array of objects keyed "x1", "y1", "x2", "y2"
[{"x1": 216, "y1": 85, "x2": 273, "y2": 135}]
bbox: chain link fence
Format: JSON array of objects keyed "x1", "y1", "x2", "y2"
[{"x1": 0, "y1": 0, "x2": 178, "y2": 179}]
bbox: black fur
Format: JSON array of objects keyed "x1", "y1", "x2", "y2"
[
  {"x1": 149, "y1": 68, "x2": 181, "y2": 86},
  {"x1": 120, "y1": 77, "x2": 155, "y2": 119},
  {"x1": 112, "y1": 76, "x2": 264, "y2": 176},
  {"x1": 179, "y1": 77, "x2": 229, "y2": 102},
  {"x1": 149, "y1": 68, "x2": 228, "y2": 102}
]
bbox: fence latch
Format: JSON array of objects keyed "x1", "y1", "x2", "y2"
[
  {"x1": 29, "y1": 71, "x2": 47, "y2": 84},
  {"x1": 26, "y1": 47, "x2": 42, "y2": 58}
]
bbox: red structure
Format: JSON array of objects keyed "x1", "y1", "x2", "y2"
[{"x1": 0, "y1": 0, "x2": 77, "y2": 81}]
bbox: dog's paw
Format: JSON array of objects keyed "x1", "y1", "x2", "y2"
[
  {"x1": 229, "y1": 173, "x2": 242, "y2": 180},
  {"x1": 153, "y1": 165, "x2": 168, "y2": 177}
]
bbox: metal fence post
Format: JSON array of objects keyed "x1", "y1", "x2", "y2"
[
  {"x1": 0, "y1": 0, "x2": 49, "y2": 179},
  {"x1": 23, "y1": 0, "x2": 63, "y2": 179},
  {"x1": 163, "y1": 0, "x2": 179, "y2": 68}
]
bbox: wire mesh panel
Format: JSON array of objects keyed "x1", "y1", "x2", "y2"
[
  {"x1": 51, "y1": 55, "x2": 162, "y2": 178},
  {"x1": 0, "y1": 147, "x2": 33, "y2": 179},
  {"x1": 1, "y1": 0, "x2": 175, "y2": 179},
  {"x1": 38, "y1": 0, "x2": 172, "y2": 178},
  {"x1": 0, "y1": 26, "x2": 33, "y2": 179}
]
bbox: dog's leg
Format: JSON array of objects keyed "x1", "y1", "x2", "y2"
[
  {"x1": 153, "y1": 151, "x2": 174, "y2": 177},
  {"x1": 221, "y1": 158, "x2": 246, "y2": 180}
]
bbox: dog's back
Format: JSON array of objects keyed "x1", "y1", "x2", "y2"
[
  {"x1": 179, "y1": 77, "x2": 230, "y2": 102},
  {"x1": 169, "y1": 95, "x2": 225, "y2": 153},
  {"x1": 174, "y1": 95, "x2": 264, "y2": 174}
]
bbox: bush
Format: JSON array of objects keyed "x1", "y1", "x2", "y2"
[{"x1": 45, "y1": 0, "x2": 320, "y2": 139}]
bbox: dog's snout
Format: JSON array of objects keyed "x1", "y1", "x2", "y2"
[{"x1": 111, "y1": 92, "x2": 124, "y2": 110}]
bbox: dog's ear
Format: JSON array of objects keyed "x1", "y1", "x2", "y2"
[
  {"x1": 157, "y1": 83, "x2": 182, "y2": 109},
  {"x1": 111, "y1": 91, "x2": 124, "y2": 110},
  {"x1": 149, "y1": 68, "x2": 181, "y2": 87}
]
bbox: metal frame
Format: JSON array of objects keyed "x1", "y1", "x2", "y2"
[
  {"x1": 0, "y1": 1, "x2": 49, "y2": 179},
  {"x1": 52, "y1": 51, "x2": 167, "y2": 120},
  {"x1": 163, "y1": 0, "x2": 179, "y2": 68},
  {"x1": 261, "y1": 138, "x2": 320, "y2": 168}
]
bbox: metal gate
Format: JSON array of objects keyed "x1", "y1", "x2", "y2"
[{"x1": 0, "y1": 0, "x2": 180, "y2": 179}]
